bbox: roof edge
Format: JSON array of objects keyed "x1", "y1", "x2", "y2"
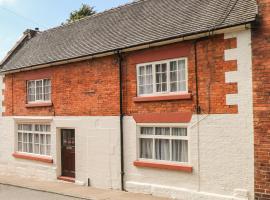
[
  {"x1": 0, "y1": 29, "x2": 40, "y2": 68},
  {"x1": 0, "y1": 23, "x2": 252, "y2": 74}
]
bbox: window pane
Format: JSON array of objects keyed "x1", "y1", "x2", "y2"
[
  {"x1": 18, "y1": 142, "x2": 22, "y2": 152},
  {"x1": 46, "y1": 125, "x2": 51, "y2": 132},
  {"x1": 155, "y1": 139, "x2": 170, "y2": 161},
  {"x1": 27, "y1": 81, "x2": 35, "y2": 102},
  {"x1": 36, "y1": 80, "x2": 43, "y2": 100},
  {"x1": 46, "y1": 145, "x2": 51, "y2": 156},
  {"x1": 43, "y1": 79, "x2": 51, "y2": 101},
  {"x1": 172, "y1": 128, "x2": 187, "y2": 136},
  {"x1": 141, "y1": 127, "x2": 154, "y2": 135},
  {"x1": 138, "y1": 65, "x2": 153, "y2": 95},
  {"x1": 23, "y1": 124, "x2": 32, "y2": 131},
  {"x1": 140, "y1": 138, "x2": 153, "y2": 159},
  {"x1": 155, "y1": 127, "x2": 170, "y2": 135},
  {"x1": 156, "y1": 63, "x2": 167, "y2": 92},
  {"x1": 172, "y1": 140, "x2": 188, "y2": 162},
  {"x1": 18, "y1": 132, "x2": 22, "y2": 142}
]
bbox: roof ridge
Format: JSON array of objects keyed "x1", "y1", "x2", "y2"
[{"x1": 42, "y1": 0, "x2": 148, "y2": 33}]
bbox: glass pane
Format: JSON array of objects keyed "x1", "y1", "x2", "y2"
[
  {"x1": 34, "y1": 134, "x2": 39, "y2": 143},
  {"x1": 46, "y1": 135, "x2": 51, "y2": 145},
  {"x1": 35, "y1": 125, "x2": 40, "y2": 131},
  {"x1": 46, "y1": 145, "x2": 51, "y2": 156},
  {"x1": 156, "y1": 63, "x2": 167, "y2": 92},
  {"x1": 28, "y1": 143, "x2": 33, "y2": 153},
  {"x1": 34, "y1": 144, "x2": 39, "y2": 154},
  {"x1": 18, "y1": 142, "x2": 22, "y2": 152},
  {"x1": 172, "y1": 140, "x2": 188, "y2": 162},
  {"x1": 140, "y1": 138, "x2": 153, "y2": 159},
  {"x1": 139, "y1": 66, "x2": 145, "y2": 76},
  {"x1": 179, "y1": 81, "x2": 186, "y2": 91},
  {"x1": 23, "y1": 124, "x2": 32, "y2": 131},
  {"x1": 27, "y1": 81, "x2": 35, "y2": 102},
  {"x1": 23, "y1": 133, "x2": 28, "y2": 142},
  {"x1": 155, "y1": 139, "x2": 170, "y2": 161},
  {"x1": 18, "y1": 132, "x2": 22, "y2": 142},
  {"x1": 155, "y1": 127, "x2": 170, "y2": 135},
  {"x1": 36, "y1": 80, "x2": 43, "y2": 100},
  {"x1": 23, "y1": 143, "x2": 27, "y2": 152},
  {"x1": 40, "y1": 134, "x2": 45, "y2": 145},
  {"x1": 172, "y1": 128, "x2": 187, "y2": 136},
  {"x1": 18, "y1": 124, "x2": 22, "y2": 131},
  {"x1": 170, "y1": 82, "x2": 177, "y2": 92},
  {"x1": 46, "y1": 125, "x2": 51, "y2": 132},
  {"x1": 141, "y1": 127, "x2": 154, "y2": 135},
  {"x1": 40, "y1": 145, "x2": 45, "y2": 155}
]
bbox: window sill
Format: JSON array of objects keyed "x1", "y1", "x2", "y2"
[
  {"x1": 133, "y1": 93, "x2": 192, "y2": 103},
  {"x1": 25, "y1": 102, "x2": 52, "y2": 108},
  {"x1": 133, "y1": 160, "x2": 193, "y2": 173},
  {"x1": 12, "y1": 152, "x2": 53, "y2": 164}
]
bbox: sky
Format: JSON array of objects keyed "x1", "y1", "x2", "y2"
[{"x1": 0, "y1": 0, "x2": 131, "y2": 60}]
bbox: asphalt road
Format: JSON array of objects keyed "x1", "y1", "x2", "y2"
[{"x1": 0, "y1": 184, "x2": 84, "y2": 200}]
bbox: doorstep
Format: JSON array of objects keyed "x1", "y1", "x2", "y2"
[{"x1": 0, "y1": 175, "x2": 169, "y2": 200}]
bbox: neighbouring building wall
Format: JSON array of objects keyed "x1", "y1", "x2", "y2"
[
  {"x1": 252, "y1": 0, "x2": 270, "y2": 199},
  {"x1": 124, "y1": 29, "x2": 254, "y2": 200},
  {"x1": 0, "y1": 116, "x2": 121, "y2": 189},
  {"x1": 0, "y1": 75, "x2": 4, "y2": 116}
]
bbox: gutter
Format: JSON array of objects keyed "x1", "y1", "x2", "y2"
[{"x1": 0, "y1": 23, "x2": 252, "y2": 75}]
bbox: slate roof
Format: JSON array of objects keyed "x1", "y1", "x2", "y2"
[{"x1": 0, "y1": 0, "x2": 258, "y2": 72}]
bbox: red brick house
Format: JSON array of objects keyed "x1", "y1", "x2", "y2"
[{"x1": 0, "y1": 0, "x2": 269, "y2": 199}]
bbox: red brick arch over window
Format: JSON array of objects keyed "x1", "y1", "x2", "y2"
[{"x1": 133, "y1": 112, "x2": 192, "y2": 123}]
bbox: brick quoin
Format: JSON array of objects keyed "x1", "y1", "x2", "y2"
[
  {"x1": 253, "y1": 0, "x2": 270, "y2": 199},
  {"x1": 3, "y1": 34, "x2": 237, "y2": 117}
]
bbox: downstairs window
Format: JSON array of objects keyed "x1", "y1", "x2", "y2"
[
  {"x1": 17, "y1": 124, "x2": 51, "y2": 156},
  {"x1": 138, "y1": 126, "x2": 188, "y2": 163}
]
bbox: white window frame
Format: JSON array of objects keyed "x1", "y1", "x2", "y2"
[
  {"x1": 16, "y1": 123, "x2": 52, "y2": 157},
  {"x1": 136, "y1": 58, "x2": 188, "y2": 97},
  {"x1": 136, "y1": 123, "x2": 190, "y2": 165},
  {"x1": 27, "y1": 79, "x2": 51, "y2": 103}
]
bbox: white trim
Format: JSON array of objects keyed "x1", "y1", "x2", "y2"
[
  {"x1": 136, "y1": 58, "x2": 188, "y2": 97},
  {"x1": 27, "y1": 79, "x2": 51, "y2": 103},
  {"x1": 136, "y1": 124, "x2": 190, "y2": 165}
]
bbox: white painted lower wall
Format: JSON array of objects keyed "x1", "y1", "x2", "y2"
[
  {"x1": 124, "y1": 114, "x2": 254, "y2": 200},
  {"x1": 0, "y1": 116, "x2": 121, "y2": 190}
]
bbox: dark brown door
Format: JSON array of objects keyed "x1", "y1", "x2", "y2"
[{"x1": 61, "y1": 129, "x2": 75, "y2": 178}]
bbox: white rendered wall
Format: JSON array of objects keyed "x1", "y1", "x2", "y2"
[
  {"x1": 0, "y1": 116, "x2": 121, "y2": 190},
  {"x1": 124, "y1": 29, "x2": 254, "y2": 200}
]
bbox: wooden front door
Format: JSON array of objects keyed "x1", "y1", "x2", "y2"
[{"x1": 61, "y1": 129, "x2": 75, "y2": 178}]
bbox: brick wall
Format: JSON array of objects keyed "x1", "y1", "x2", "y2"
[
  {"x1": 252, "y1": 0, "x2": 270, "y2": 199},
  {"x1": 3, "y1": 33, "x2": 237, "y2": 117},
  {"x1": 124, "y1": 34, "x2": 238, "y2": 115},
  {"x1": 3, "y1": 56, "x2": 120, "y2": 116}
]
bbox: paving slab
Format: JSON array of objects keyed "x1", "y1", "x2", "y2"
[{"x1": 0, "y1": 175, "x2": 169, "y2": 200}]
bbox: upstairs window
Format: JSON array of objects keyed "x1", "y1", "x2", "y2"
[
  {"x1": 137, "y1": 58, "x2": 188, "y2": 96},
  {"x1": 27, "y1": 79, "x2": 51, "y2": 103}
]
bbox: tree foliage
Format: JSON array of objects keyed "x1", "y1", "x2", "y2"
[{"x1": 67, "y1": 4, "x2": 96, "y2": 23}]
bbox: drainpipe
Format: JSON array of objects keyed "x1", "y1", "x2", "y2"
[
  {"x1": 117, "y1": 51, "x2": 125, "y2": 191},
  {"x1": 194, "y1": 40, "x2": 201, "y2": 114}
]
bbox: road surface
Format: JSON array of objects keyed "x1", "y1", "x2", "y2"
[{"x1": 0, "y1": 184, "x2": 83, "y2": 200}]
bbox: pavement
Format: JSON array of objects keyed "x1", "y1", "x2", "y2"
[{"x1": 0, "y1": 175, "x2": 169, "y2": 200}]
